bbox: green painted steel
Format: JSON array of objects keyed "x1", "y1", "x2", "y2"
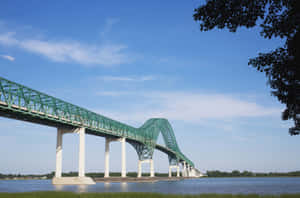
[{"x1": 0, "y1": 76, "x2": 194, "y2": 167}]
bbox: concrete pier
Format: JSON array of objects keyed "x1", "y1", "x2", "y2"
[
  {"x1": 168, "y1": 165, "x2": 180, "y2": 177},
  {"x1": 55, "y1": 128, "x2": 63, "y2": 178},
  {"x1": 52, "y1": 127, "x2": 95, "y2": 185},
  {"x1": 104, "y1": 138, "x2": 111, "y2": 178},
  {"x1": 121, "y1": 137, "x2": 126, "y2": 178},
  {"x1": 104, "y1": 137, "x2": 127, "y2": 178},
  {"x1": 182, "y1": 161, "x2": 187, "y2": 177},
  {"x1": 78, "y1": 127, "x2": 85, "y2": 178},
  {"x1": 138, "y1": 159, "x2": 154, "y2": 177}
]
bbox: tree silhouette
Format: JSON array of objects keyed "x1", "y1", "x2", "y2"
[{"x1": 194, "y1": 0, "x2": 300, "y2": 135}]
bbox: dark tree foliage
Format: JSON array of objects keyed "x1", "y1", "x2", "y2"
[
  {"x1": 206, "y1": 170, "x2": 300, "y2": 177},
  {"x1": 194, "y1": 0, "x2": 300, "y2": 135}
]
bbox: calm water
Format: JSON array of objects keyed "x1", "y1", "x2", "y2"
[{"x1": 1, "y1": 177, "x2": 300, "y2": 194}]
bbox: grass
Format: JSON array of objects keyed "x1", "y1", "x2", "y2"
[{"x1": 0, "y1": 192, "x2": 300, "y2": 198}]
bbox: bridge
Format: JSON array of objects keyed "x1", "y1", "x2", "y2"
[{"x1": 0, "y1": 76, "x2": 202, "y2": 184}]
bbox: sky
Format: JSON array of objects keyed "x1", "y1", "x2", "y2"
[{"x1": 0, "y1": 0, "x2": 299, "y2": 175}]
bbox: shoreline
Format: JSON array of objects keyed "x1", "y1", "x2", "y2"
[
  {"x1": 3, "y1": 175, "x2": 300, "y2": 181},
  {"x1": 93, "y1": 176, "x2": 184, "y2": 183},
  {"x1": 2, "y1": 175, "x2": 300, "y2": 181}
]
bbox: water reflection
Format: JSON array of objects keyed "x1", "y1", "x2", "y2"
[
  {"x1": 120, "y1": 182, "x2": 128, "y2": 192},
  {"x1": 54, "y1": 185, "x2": 64, "y2": 191},
  {"x1": 104, "y1": 182, "x2": 111, "y2": 189},
  {"x1": 77, "y1": 185, "x2": 87, "y2": 193}
]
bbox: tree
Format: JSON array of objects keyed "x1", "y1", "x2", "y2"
[{"x1": 193, "y1": 0, "x2": 300, "y2": 135}]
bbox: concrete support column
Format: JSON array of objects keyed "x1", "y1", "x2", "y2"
[
  {"x1": 187, "y1": 164, "x2": 190, "y2": 177},
  {"x1": 55, "y1": 128, "x2": 63, "y2": 178},
  {"x1": 137, "y1": 159, "x2": 153, "y2": 178},
  {"x1": 186, "y1": 164, "x2": 189, "y2": 177},
  {"x1": 150, "y1": 159, "x2": 154, "y2": 177},
  {"x1": 104, "y1": 138, "x2": 110, "y2": 178},
  {"x1": 138, "y1": 160, "x2": 142, "y2": 178},
  {"x1": 121, "y1": 138, "x2": 126, "y2": 178},
  {"x1": 104, "y1": 137, "x2": 126, "y2": 178},
  {"x1": 190, "y1": 167, "x2": 195, "y2": 177},
  {"x1": 169, "y1": 165, "x2": 179, "y2": 178},
  {"x1": 177, "y1": 166, "x2": 180, "y2": 177},
  {"x1": 186, "y1": 164, "x2": 189, "y2": 176},
  {"x1": 78, "y1": 128, "x2": 85, "y2": 177},
  {"x1": 168, "y1": 166, "x2": 172, "y2": 177},
  {"x1": 182, "y1": 161, "x2": 186, "y2": 177}
]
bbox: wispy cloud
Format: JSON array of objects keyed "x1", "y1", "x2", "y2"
[
  {"x1": 0, "y1": 54, "x2": 15, "y2": 61},
  {"x1": 96, "y1": 91, "x2": 281, "y2": 125},
  {"x1": 0, "y1": 32, "x2": 18, "y2": 45},
  {"x1": 101, "y1": 18, "x2": 120, "y2": 37},
  {"x1": 97, "y1": 75, "x2": 156, "y2": 82},
  {"x1": 0, "y1": 31, "x2": 133, "y2": 66},
  {"x1": 97, "y1": 91, "x2": 134, "y2": 96}
]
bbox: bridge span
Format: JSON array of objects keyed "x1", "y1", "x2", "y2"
[{"x1": 0, "y1": 76, "x2": 202, "y2": 184}]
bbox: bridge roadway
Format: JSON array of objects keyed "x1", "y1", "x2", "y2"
[{"x1": 0, "y1": 76, "x2": 202, "y2": 184}]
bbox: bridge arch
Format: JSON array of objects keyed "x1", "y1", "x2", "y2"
[{"x1": 127, "y1": 118, "x2": 192, "y2": 166}]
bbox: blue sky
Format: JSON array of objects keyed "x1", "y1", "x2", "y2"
[{"x1": 0, "y1": 0, "x2": 299, "y2": 174}]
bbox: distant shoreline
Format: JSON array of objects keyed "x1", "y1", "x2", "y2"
[
  {"x1": 1, "y1": 176, "x2": 300, "y2": 181},
  {"x1": 1, "y1": 170, "x2": 300, "y2": 180}
]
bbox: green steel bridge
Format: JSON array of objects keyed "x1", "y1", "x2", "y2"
[{"x1": 0, "y1": 76, "x2": 200, "y2": 183}]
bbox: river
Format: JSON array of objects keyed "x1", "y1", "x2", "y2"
[{"x1": 1, "y1": 177, "x2": 300, "y2": 194}]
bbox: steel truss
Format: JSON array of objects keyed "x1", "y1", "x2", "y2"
[{"x1": 0, "y1": 76, "x2": 194, "y2": 167}]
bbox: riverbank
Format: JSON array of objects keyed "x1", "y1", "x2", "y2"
[
  {"x1": 0, "y1": 192, "x2": 299, "y2": 198},
  {"x1": 0, "y1": 176, "x2": 187, "y2": 183},
  {"x1": 2, "y1": 170, "x2": 300, "y2": 180},
  {"x1": 0, "y1": 172, "x2": 179, "y2": 180}
]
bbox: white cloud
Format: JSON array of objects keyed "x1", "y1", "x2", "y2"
[
  {"x1": 0, "y1": 54, "x2": 15, "y2": 61},
  {"x1": 97, "y1": 75, "x2": 156, "y2": 82},
  {"x1": 0, "y1": 31, "x2": 132, "y2": 66},
  {"x1": 96, "y1": 91, "x2": 281, "y2": 124},
  {"x1": 153, "y1": 92, "x2": 279, "y2": 119}
]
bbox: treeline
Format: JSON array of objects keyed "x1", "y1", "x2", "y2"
[
  {"x1": 206, "y1": 170, "x2": 300, "y2": 177},
  {"x1": 2, "y1": 170, "x2": 300, "y2": 179},
  {"x1": 0, "y1": 172, "x2": 54, "y2": 179}
]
